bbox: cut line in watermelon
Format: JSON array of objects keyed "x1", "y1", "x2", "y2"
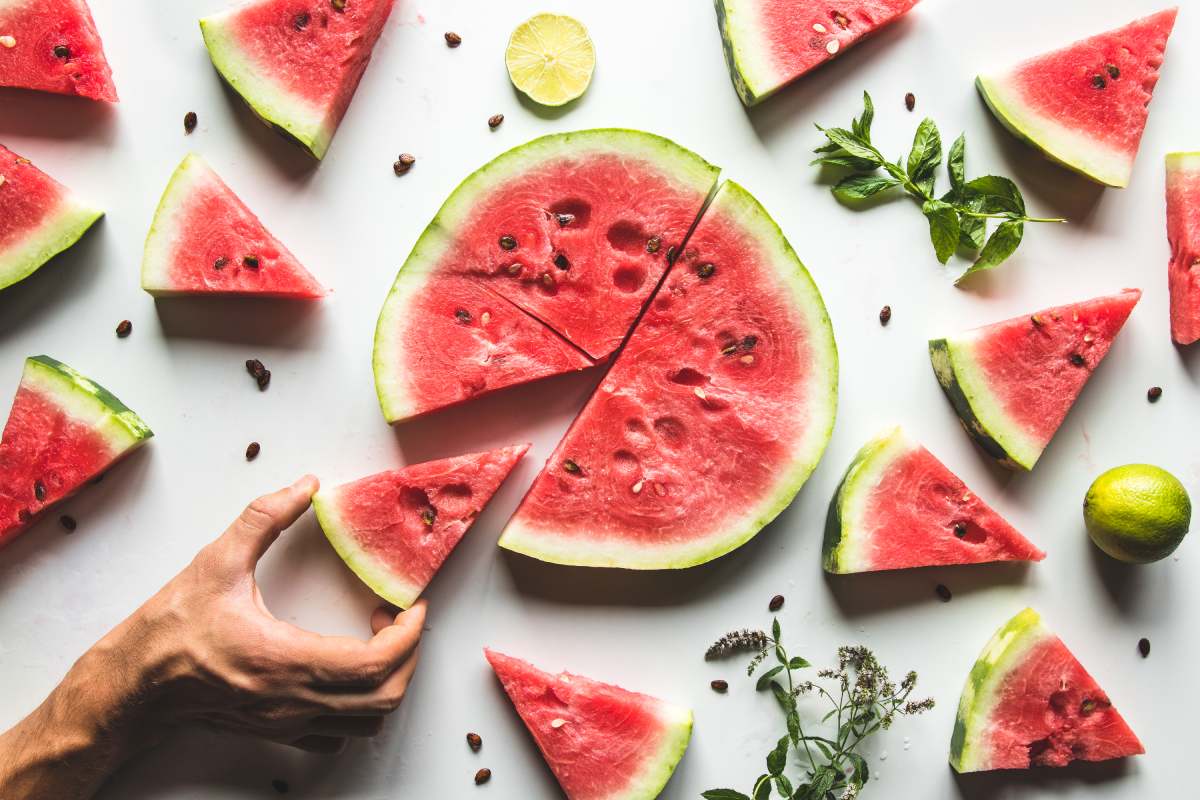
[
  {"x1": 0, "y1": 0, "x2": 117, "y2": 102},
  {"x1": 930, "y1": 289, "x2": 1140, "y2": 471},
  {"x1": 976, "y1": 9, "x2": 1177, "y2": 188},
  {"x1": 499, "y1": 180, "x2": 838, "y2": 569},
  {"x1": 200, "y1": 0, "x2": 396, "y2": 159},
  {"x1": 485, "y1": 649, "x2": 692, "y2": 800},
  {"x1": 373, "y1": 129, "x2": 720, "y2": 423},
  {"x1": 950, "y1": 608, "x2": 1143, "y2": 772},
  {"x1": 1166, "y1": 152, "x2": 1200, "y2": 345},
  {"x1": 141, "y1": 153, "x2": 325, "y2": 299},
  {"x1": 715, "y1": 0, "x2": 921, "y2": 105},
  {"x1": 823, "y1": 426, "x2": 1045, "y2": 574},
  {"x1": 1, "y1": 356, "x2": 152, "y2": 548},
  {"x1": 312, "y1": 445, "x2": 528, "y2": 608},
  {"x1": 0, "y1": 144, "x2": 103, "y2": 292}
]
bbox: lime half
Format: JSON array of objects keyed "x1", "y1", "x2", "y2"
[
  {"x1": 505, "y1": 13, "x2": 595, "y2": 107},
  {"x1": 1084, "y1": 464, "x2": 1191, "y2": 564}
]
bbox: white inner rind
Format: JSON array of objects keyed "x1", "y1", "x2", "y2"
[
  {"x1": 0, "y1": 196, "x2": 102, "y2": 291},
  {"x1": 714, "y1": 0, "x2": 778, "y2": 104},
  {"x1": 613, "y1": 702, "x2": 693, "y2": 800},
  {"x1": 141, "y1": 153, "x2": 212, "y2": 293},
  {"x1": 21, "y1": 358, "x2": 152, "y2": 453},
  {"x1": 830, "y1": 426, "x2": 913, "y2": 572}
]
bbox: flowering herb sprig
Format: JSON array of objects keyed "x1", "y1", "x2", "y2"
[
  {"x1": 812, "y1": 92, "x2": 1065, "y2": 284},
  {"x1": 702, "y1": 619, "x2": 933, "y2": 800}
]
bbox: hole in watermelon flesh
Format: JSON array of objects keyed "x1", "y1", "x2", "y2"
[
  {"x1": 624, "y1": 418, "x2": 652, "y2": 447},
  {"x1": 433, "y1": 482, "x2": 474, "y2": 516},
  {"x1": 612, "y1": 265, "x2": 646, "y2": 293},
  {"x1": 952, "y1": 520, "x2": 987, "y2": 544},
  {"x1": 611, "y1": 450, "x2": 640, "y2": 476},
  {"x1": 549, "y1": 199, "x2": 591, "y2": 227},
  {"x1": 668, "y1": 367, "x2": 708, "y2": 386},
  {"x1": 653, "y1": 416, "x2": 687, "y2": 446},
  {"x1": 606, "y1": 220, "x2": 650, "y2": 254},
  {"x1": 397, "y1": 486, "x2": 435, "y2": 525}
]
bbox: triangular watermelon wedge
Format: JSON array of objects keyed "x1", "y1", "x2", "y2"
[
  {"x1": 312, "y1": 445, "x2": 528, "y2": 608},
  {"x1": 200, "y1": 0, "x2": 396, "y2": 160},
  {"x1": 977, "y1": 9, "x2": 1177, "y2": 188},
  {"x1": 930, "y1": 289, "x2": 1140, "y2": 471},
  {"x1": 1, "y1": 356, "x2": 152, "y2": 548},
  {"x1": 1166, "y1": 152, "x2": 1200, "y2": 345},
  {"x1": 715, "y1": 0, "x2": 922, "y2": 106},
  {"x1": 1, "y1": 144, "x2": 103, "y2": 292},
  {"x1": 0, "y1": 0, "x2": 118, "y2": 102},
  {"x1": 141, "y1": 154, "x2": 326, "y2": 299},
  {"x1": 485, "y1": 649, "x2": 692, "y2": 800},
  {"x1": 951, "y1": 608, "x2": 1143, "y2": 772},
  {"x1": 823, "y1": 427, "x2": 1045, "y2": 574}
]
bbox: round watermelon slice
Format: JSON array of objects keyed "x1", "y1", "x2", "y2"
[
  {"x1": 930, "y1": 289, "x2": 1140, "y2": 472},
  {"x1": 715, "y1": 0, "x2": 922, "y2": 105},
  {"x1": 373, "y1": 129, "x2": 719, "y2": 422},
  {"x1": 312, "y1": 445, "x2": 528, "y2": 609},
  {"x1": 499, "y1": 181, "x2": 838, "y2": 569},
  {"x1": 485, "y1": 649, "x2": 692, "y2": 800},
  {"x1": 0, "y1": 0, "x2": 117, "y2": 102},
  {"x1": 1166, "y1": 152, "x2": 1200, "y2": 345},
  {"x1": 950, "y1": 608, "x2": 1144, "y2": 772},
  {"x1": 141, "y1": 153, "x2": 325, "y2": 298},
  {"x1": 0, "y1": 144, "x2": 103, "y2": 292},
  {"x1": 1, "y1": 356, "x2": 152, "y2": 548},
  {"x1": 976, "y1": 9, "x2": 1177, "y2": 188},
  {"x1": 199, "y1": 0, "x2": 396, "y2": 159},
  {"x1": 823, "y1": 427, "x2": 1045, "y2": 574}
]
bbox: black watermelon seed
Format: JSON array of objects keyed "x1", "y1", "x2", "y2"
[
  {"x1": 184, "y1": 111, "x2": 198, "y2": 134},
  {"x1": 257, "y1": 369, "x2": 271, "y2": 391},
  {"x1": 293, "y1": 12, "x2": 310, "y2": 30},
  {"x1": 60, "y1": 515, "x2": 76, "y2": 532},
  {"x1": 488, "y1": 114, "x2": 504, "y2": 129},
  {"x1": 445, "y1": 31, "x2": 462, "y2": 47},
  {"x1": 710, "y1": 679, "x2": 728, "y2": 693},
  {"x1": 499, "y1": 235, "x2": 517, "y2": 250},
  {"x1": 466, "y1": 732, "x2": 482, "y2": 751},
  {"x1": 53, "y1": 44, "x2": 70, "y2": 59},
  {"x1": 646, "y1": 236, "x2": 662, "y2": 254},
  {"x1": 1106, "y1": 64, "x2": 1120, "y2": 79},
  {"x1": 243, "y1": 255, "x2": 260, "y2": 269},
  {"x1": 474, "y1": 768, "x2": 491, "y2": 785},
  {"x1": 214, "y1": 256, "x2": 228, "y2": 270},
  {"x1": 1138, "y1": 638, "x2": 1150, "y2": 658},
  {"x1": 904, "y1": 92, "x2": 916, "y2": 111},
  {"x1": 1069, "y1": 353, "x2": 1086, "y2": 367},
  {"x1": 879, "y1": 305, "x2": 892, "y2": 325},
  {"x1": 768, "y1": 594, "x2": 784, "y2": 611},
  {"x1": 1148, "y1": 386, "x2": 1162, "y2": 402},
  {"x1": 696, "y1": 262, "x2": 715, "y2": 279},
  {"x1": 34, "y1": 480, "x2": 46, "y2": 501},
  {"x1": 935, "y1": 584, "x2": 952, "y2": 602},
  {"x1": 1091, "y1": 75, "x2": 1107, "y2": 89},
  {"x1": 116, "y1": 320, "x2": 133, "y2": 338},
  {"x1": 245, "y1": 442, "x2": 261, "y2": 461},
  {"x1": 553, "y1": 252, "x2": 570, "y2": 270}
]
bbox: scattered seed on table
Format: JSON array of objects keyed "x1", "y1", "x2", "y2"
[
  {"x1": 1138, "y1": 637, "x2": 1150, "y2": 658},
  {"x1": 271, "y1": 779, "x2": 289, "y2": 794},
  {"x1": 466, "y1": 732, "x2": 482, "y2": 752},
  {"x1": 710, "y1": 679, "x2": 728, "y2": 693},
  {"x1": 445, "y1": 31, "x2": 462, "y2": 47},
  {"x1": 115, "y1": 320, "x2": 133, "y2": 338},
  {"x1": 935, "y1": 584, "x2": 952, "y2": 602},
  {"x1": 474, "y1": 768, "x2": 491, "y2": 785},
  {"x1": 184, "y1": 111, "x2": 197, "y2": 134},
  {"x1": 60, "y1": 515, "x2": 76, "y2": 532},
  {"x1": 246, "y1": 358, "x2": 266, "y2": 378},
  {"x1": 394, "y1": 153, "x2": 416, "y2": 175},
  {"x1": 905, "y1": 92, "x2": 916, "y2": 111},
  {"x1": 245, "y1": 442, "x2": 261, "y2": 461},
  {"x1": 879, "y1": 305, "x2": 892, "y2": 326},
  {"x1": 769, "y1": 594, "x2": 785, "y2": 611},
  {"x1": 488, "y1": 114, "x2": 504, "y2": 129},
  {"x1": 257, "y1": 369, "x2": 271, "y2": 391},
  {"x1": 1148, "y1": 386, "x2": 1162, "y2": 402}
]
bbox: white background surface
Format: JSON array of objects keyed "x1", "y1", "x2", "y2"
[{"x1": 1, "y1": 0, "x2": 1196, "y2": 797}]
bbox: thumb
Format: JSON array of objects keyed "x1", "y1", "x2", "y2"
[{"x1": 222, "y1": 475, "x2": 319, "y2": 569}]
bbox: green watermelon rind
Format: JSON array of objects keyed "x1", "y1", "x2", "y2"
[
  {"x1": 311, "y1": 485, "x2": 423, "y2": 609},
  {"x1": 0, "y1": 197, "x2": 103, "y2": 293},
  {"x1": 949, "y1": 607, "x2": 1049, "y2": 773},
  {"x1": 199, "y1": 15, "x2": 332, "y2": 160},
  {"x1": 498, "y1": 180, "x2": 839, "y2": 570},
  {"x1": 929, "y1": 337, "x2": 1040, "y2": 471},
  {"x1": 625, "y1": 702, "x2": 693, "y2": 799},
  {"x1": 714, "y1": 0, "x2": 776, "y2": 106},
  {"x1": 20, "y1": 356, "x2": 153, "y2": 450},
  {"x1": 372, "y1": 129, "x2": 721, "y2": 424},
  {"x1": 976, "y1": 74, "x2": 1133, "y2": 189},
  {"x1": 822, "y1": 426, "x2": 908, "y2": 573}
]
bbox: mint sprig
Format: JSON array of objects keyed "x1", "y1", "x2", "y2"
[{"x1": 813, "y1": 92, "x2": 1065, "y2": 283}]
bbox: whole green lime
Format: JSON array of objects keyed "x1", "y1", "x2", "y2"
[{"x1": 1084, "y1": 464, "x2": 1191, "y2": 564}]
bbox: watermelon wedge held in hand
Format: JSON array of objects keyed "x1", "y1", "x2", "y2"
[
  {"x1": 485, "y1": 649, "x2": 692, "y2": 800},
  {"x1": 312, "y1": 445, "x2": 527, "y2": 609},
  {"x1": 0, "y1": 144, "x2": 103, "y2": 292},
  {"x1": 823, "y1": 427, "x2": 1044, "y2": 574},
  {"x1": 930, "y1": 289, "x2": 1140, "y2": 471},
  {"x1": 141, "y1": 154, "x2": 325, "y2": 298},
  {"x1": 0, "y1": 0, "x2": 117, "y2": 102},
  {"x1": 950, "y1": 608, "x2": 1143, "y2": 772},
  {"x1": 976, "y1": 9, "x2": 1177, "y2": 188},
  {"x1": 1166, "y1": 152, "x2": 1200, "y2": 345},
  {"x1": 1, "y1": 356, "x2": 152, "y2": 548},
  {"x1": 715, "y1": 0, "x2": 921, "y2": 105},
  {"x1": 200, "y1": 0, "x2": 396, "y2": 159},
  {"x1": 500, "y1": 181, "x2": 838, "y2": 569}
]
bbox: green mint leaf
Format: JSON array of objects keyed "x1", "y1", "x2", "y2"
[
  {"x1": 772, "y1": 617, "x2": 781, "y2": 642},
  {"x1": 769, "y1": 680, "x2": 792, "y2": 714},
  {"x1": 852, "y1": 91, "x2": 875, "y2": 141},
  {"x1": 947, "y1": 134, "x2": 966, "y2": 194},
  {"x1": 832, "y1": 174, "x2": 899, "y2": 201},
  {"x1": 811, "y1": 154, "x2": 880, "y2": 171},
  {"x1": 786, "y1": 709, "x2": 801, "y2": 743},
  {"x1": 812, "y1": 738, "x2": 834, "y2": 760},
  {"x1": 703, "y1": 791, "x2": 751, "y2": 800},
  {"x1": 788, "y1": 656, "x2": 810, "y2": 670},
  {"x1": 953, "y1": 194, "x2": 987, "y2": 250},
  {"x1": 754, "y1": 774, "x2": 773, "y2": 800},
  {"x1": 964, "y1": 175, "x2": 1025, "y2": 215},
  {"x1": 756, "y1": 665, "x2": 784, "y2": 691},
  {"x1": 906, "y1": 117, "x2": 942, "y2": 186},
  {"x1": 810, "y1": 765, "x2": 839, "y2": 796},
  {"x1": 845, "y1": 753, "x2": 870, "y2": 788},
  {"x1": 767, "y1": 735, "x2": 789, "y2": 775},
  {"x1": 820, "y1": 127, "x2": 879, "y2": 163},
  {"x1": 922, "y1": 199, "x2": 960, "y2": 264},
  {"x1": 958, "y1": 220, "x2": 1024, "y2": 284},
  {"x1": 773, "y1": 774, "x2": 794, "y2": 797}
]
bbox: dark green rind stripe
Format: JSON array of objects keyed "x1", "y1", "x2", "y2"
[
  {"x1": 28, "y1": 356, "x2": 153, "y2": 440},
  {"x1": 928, "y1": 339, "x2": 1019, "y2": 470},
  {"x1": 714, "y1": 1, "x2": 759, "y2": 106},
  {"x1": 821, "y1": 464, "x2": 849, "y2": 573}
]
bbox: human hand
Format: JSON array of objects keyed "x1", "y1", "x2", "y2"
[{"x1": 0, "y1": 476, "x2": 425, "y2": 799}]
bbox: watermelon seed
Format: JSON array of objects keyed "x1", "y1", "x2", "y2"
[
  {"x1": 953, "y1": 522, "x2": 967, "y2": 538},
  {"x1": 1091, "y1": 75, "x2": 1106, "y2": 89},
  {"x1": 0, "y1": 175, "x2": 5, "y2": 187},
  {"x1": 246, "y1": 358, "x2": 266, "y2": 379},
  {"x1": 466, "y1": 732, "x2": 482, "y2": 751},
  {"x1": 293, "y1": 12, "x2": 311, "y2": 31},
  {"x1": 696, "y1": 262, "x2": 716, "y2": 279},
  {"x1": 257, "y1": 370, "x2": 271, "y2": 391},
  {"x1": 711, "y1": 679, "x2": 729, "y2": 693},
  {"x1": 563, "y1": 459, "x2": 582, "y2": 474},
  {"x1": 631, "y1": 479, "x2": 644, "y2": 494},
  {"x1": 879, "y1": 305, "x2": 892, "y2": 325},
  {"x1": 455, "y1": 308, "x2": 472, "y2": 324},
  {"x1": 60, "y1": 515, "x2": 76, "y2": 532},
  {"x1": 480, "y1": 311, "x2": 491, "y2": 326},
  {"x1": 654, "y1": 482, "x2": 667, "y2": 497},
  {"x1": 53, "y1": 44, "x2": 70, "y2": 59},
  {"x1": 1138, "y1": 637, "x2": 1150, "y2": 658},
  {"x1": 742, "y1": 335, "x2": 758, "y2": 350},
  {"x1": 553, "y1": 252, "x2": 570, "y2": 270},
  {"x1": 904, "y1": 93, "x2": 915, "y2": 112},
  {"x1": 935, "y1": 584, "x2": 952, "y2": 602},
  {"x1": 831, "y1": 11, "x2": 850, "y2": 29},
  {"x1": 474, "y1": 769, "x2": 491, "y2": 785},
  {"x1": 393, "y1": 153, "x2": 416, "y2": 175},
  {"x1": 646, "y1": 236, "x2": 661, "y2": 254},
  {"x1": 421, "y1": 507, "x2": 436, "y2": 526},
  {"x1": 1148, "y1": 386, "x2": 1163, "y2": 402},
  {"x1": 115, "y1": 320, "x2": 133, "y2": 338},
  {"x1": 1083, "y1": 333, "x2": 1095, "y2": 344},
  {"x1": 721, "y1": 343, "x2": 738, "y2": 356},
  {"x1": 740, "y1": 354, "x2": 755, "y2": 365},
  {"x1": 550, "y1": 718, "x2": 566, "y2": 728},
  {"x1": 694, "y1": 387, "x2": 707, "y2": 400},
  {"x1": 666, "y1": 245, "x2": 677, "y2": 263},
  {"x1": 214, "y1": 256, "x2": 227, "y2": 270},
  {"x1": 243, "y1": 255, "x2": 260, "y2": 269},
  {"x1": 1106, "y1": 64, "x2": 1120, "y2": 79},
  {"x1": 1031, "y1": 314, "x2": 1044, "y2": 327},
  {"x1": 769, "y1": 594, "x2": 785, "y2": 611},
  {"x1": 34, "y1": 480, "x2": 45, "y2": 502},
  {"x1": 1080, "y1": 699, "x2": 1096, "y2": 715},
  {"x1": 184, "y1": 111, "x2": 198, "y2": 134},
  {"x1": 555, "y1": 212, "x2": 575, "y2": 226},
  {"x1": 499, "y1": 235, "x2": 517, "y2": 250},
  {"x1": 826, "y1": 39, "x2": 840, "y2": 55},
  {"x1": 541, "y1": 273, "x2": 554, "y2": 288},
  {"x1": 1069, "y1": 353, "x2": 1085, "y2": 367},
  {"x1": 331, "y1": 0, "x2": 346, "y2": 11},
  {"x1": 488, "y1": 114, "x2": 505, "y2": 130},
  {"x1": 812, "y1": 23, "x2": 827, "y2": 33},
  {"x1": 445, "y1": 31, "x2": 462, "y2": 48},
  {"x1": 0, "y1": 36, "x2": 15, "y2": 49}
]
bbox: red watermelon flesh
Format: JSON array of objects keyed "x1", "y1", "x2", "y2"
[
  {"x1": 485, "y1": 649, "x2": 692, "y2": 800},
  {"x1": 141, "y1": 154, "x2": 325, "y2": 298},
  {"x1": 823, "y1": 427, "x2": 1044, "y2": 574},
  {"x1": 1166, "y1": 152, "x2": 1200, "y2": 345},
  {"x1": 200, "y1": 0, "x2": 396, "y2": 159},
  {"x1": 0, "y1": 0, "x2": 117, "y2": 102},
  {"x1": 312, "y1": 446, "x2": 528, "y2": 608},
  {"x1": 0, "y1": 356, "x2": 151, "y2": 547}
]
